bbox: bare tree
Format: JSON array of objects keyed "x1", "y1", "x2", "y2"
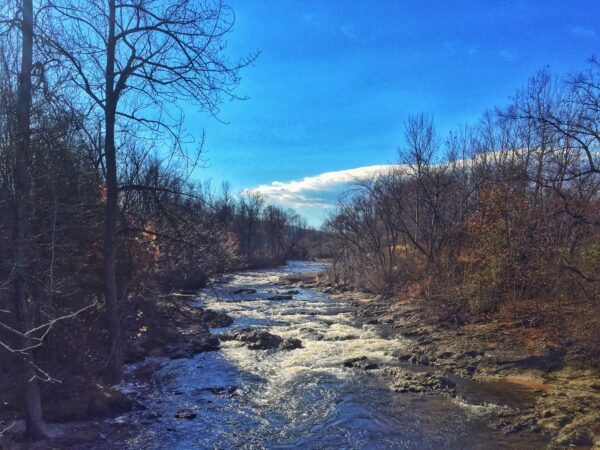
[
  {"x1": 1, "y1": 0, "x2": 48, "y2": 438},
  {"x1": 395, "y1": 114, "x2": 465, "y2": 266},
  {"x1": 236, "y1": 192, "x2": 264, "y2": 261},
  {"x1": 40, "y1": 0, "x2": 254, "y2": 382}
]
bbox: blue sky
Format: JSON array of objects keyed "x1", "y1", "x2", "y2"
[{"x1": 184, "y1": 0, "x2": 599, "y2": 226}]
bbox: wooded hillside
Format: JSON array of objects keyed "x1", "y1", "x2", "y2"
[{"x1": 325, "y1": 64, "x2": 600, "y2": 360}]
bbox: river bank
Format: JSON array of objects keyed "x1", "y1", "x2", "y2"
[
  {"x1": 2, "y1": 261, "x2": 595, "y2": 448},
  {"x1": 0, "y1": 291, "x2": 234, "y2": 449},
  {"x1": 278, "y1": 271, "x2": 600, "y2": 449}
]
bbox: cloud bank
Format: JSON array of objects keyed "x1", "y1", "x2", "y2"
[{"x1": 246, "y1": 165, "x2": 397, "y2": 225}]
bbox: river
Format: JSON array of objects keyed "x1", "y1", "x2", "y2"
[{"x1": 108, "y1": 261, "x2": 545, "y2": 449}]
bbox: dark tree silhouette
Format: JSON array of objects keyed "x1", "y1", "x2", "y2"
[
  {"x1": 41, "y1": 0, "x2": 255, "y2": 382},
  {"x1": 0, "y1": 0, "x2": 48, "y2": 438}
]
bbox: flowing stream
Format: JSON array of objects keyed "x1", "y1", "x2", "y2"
[{"x1": 112, "y1": 261, "x2": 545, "y2": 449}]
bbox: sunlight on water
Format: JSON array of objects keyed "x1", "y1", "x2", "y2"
[
  {"x1": 202, "y1": 262, "x2": 403, "y2": 387},
  {"x1": 116, "y1": 261, "x2": 545, "y2": 449}
]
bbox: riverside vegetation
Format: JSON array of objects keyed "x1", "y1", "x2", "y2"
[
  {"x1": 0, "y1": 0, "x2": 599, "y2": 447},
  {"x1": 319, "y1": 62, "x2": 600, "y2": 448},
  {"x1": 0, "y1": 0, "x2": 324, "y2": 442}
]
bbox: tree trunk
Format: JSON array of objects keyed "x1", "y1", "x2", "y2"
[
  {"x1": 103, "y1": 0, "x2": 123, "y2": 384},
  {"x1": 14, "y1": 0, "x2": 47, "y2": 439},
  {"x1": 14, "y1": 285, "x2": 47, "y2": 440}
]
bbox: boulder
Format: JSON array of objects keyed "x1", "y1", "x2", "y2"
[
  {"x1": 343, "y1": 356, "x2": 379, "y2": 370},
  {"x1": 208, "y1": 386, "x2": 238, "y2": 395},
  {"x1": 168, "y1": 348, "x2": 193, "y2": 360},
  {"x1": 175, "y1": 410, "x2": 197, "y2": 420},
  {"x1": 279, "y1": 275, "x2": 307, "y2": 284},
  {"x1": 200, "y1": 309, "x2": 234, "y2": 328},
  {"x1": 222, "y1": 328, "x2": 283, "y2": 350},
  {"x1": 232, "y1": 288, "x2": 257, "y2": 295},
  {"x1": 138, "y1": 328, "x2": 182, "y2": 353},
  {"x1": 221, "y1": 328, "x2": 302, "y2": 351},
  {"x1": 44, "y1": 384, "x2": 135, "y2": 422},
  {"x1": 280, "y1": 338, "x2": 303, "y2": 350},
  {"x1": 268, "y1": 295, "x2": 293, "y2": 301},
  {"x1": 323, "y1": 334, "x2": 358, "y2": 341},
  {"x1": 511, "y1": 347, "x2": 564, "y2": 372},
  {"x1": 164, "y1": 343, "x2": 192, "y2": 359},
  {"x1": 557, "y1": 430, "x2": 593, "y2": 447},
  {"x1": 384, "y1": 367, "x2": 457, "y2": 396},
  {"x1": 437, "y1": 376, "x2": 457, "y2": 390},
  {"x1": 87, "y1": 386, "x2": 135, "y2": 417},
  {"x1": 190, "y1": 334, "x2": 220, "y2": 353}
]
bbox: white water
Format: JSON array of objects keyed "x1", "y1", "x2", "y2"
[{"x1": 111, "y1": 261, "x2": 544, "y2": 449}]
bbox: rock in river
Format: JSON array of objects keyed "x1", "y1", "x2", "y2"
[
  {"x1": 175, "y1": 410, "x2": 197, "y2": 420},
  {"x1": 280, "y1": 337, "x2": 303, "y2": 350},
  {"x1": 232, "y1": 288, "x2": 257, "y2": 295},
  {"x1": 268, "y1": 294, "x2": 293, "y2": 300},
  {"x1": 190, "y1": 334, "x2": 220, "y2": 353},
  {"x1": 343, "y1": 356, "x2": 379, "y2": 370},
  {"x1": 221, "y1": 328, "x2": 302, "y2": 351},
  {"x1": 384, "y1": 367, "x2": 457, "y2": 395}
]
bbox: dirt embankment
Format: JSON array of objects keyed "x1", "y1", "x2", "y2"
[{"x1": 280, "y1": 272, "x2": 600, "y2": 449}]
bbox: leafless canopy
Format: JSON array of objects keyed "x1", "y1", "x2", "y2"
[{"x1": 40, "y1": 0, "x2": 255, "y2": 140}]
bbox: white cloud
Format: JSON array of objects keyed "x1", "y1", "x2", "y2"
[
  {"x1": 247, "y1": 164, "x2": 397, "y2": 209},
  {"x1": 245, "y1": 150, "x2": 535, "y2": 227}
]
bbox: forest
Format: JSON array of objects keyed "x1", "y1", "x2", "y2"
[
  {"x1": 325, "y1": 63, "x2": 600, "y2": 359},
  {"x1": 0, "y1": 0, "x2": 323, "y2": 440}
]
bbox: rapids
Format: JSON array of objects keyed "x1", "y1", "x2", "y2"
[{"x1": 112, "y1": 261, "x2": 545, "y2": 449}]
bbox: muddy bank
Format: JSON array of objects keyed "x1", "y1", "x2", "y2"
[{"x1": 280, "y1": 272, "x2": 600, "y2": 449}]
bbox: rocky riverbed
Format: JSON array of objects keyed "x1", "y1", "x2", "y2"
[
  {"x1": 279, "y1": 271, "x2": 600, "y2": 449},
  {"x1": 3, "y1": 261, "x2": 596, "y2": 449},
  {"x1": 0, "y1": 291, "x2": 233, "y2": 449}
]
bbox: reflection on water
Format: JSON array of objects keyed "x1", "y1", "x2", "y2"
[{"x1": 115, "y1": 261, "x2": 544, "y2": 449}]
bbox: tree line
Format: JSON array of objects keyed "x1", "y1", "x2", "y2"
[
  {"x1": 0, "y1": 0, "x2": 320, "y2": 438},
  {"x1": 325, "y1": 60, "x2": 600, "y2": 342}
]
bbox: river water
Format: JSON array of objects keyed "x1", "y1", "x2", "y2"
[{"x1": 112, "y1": 261, "x2": 545, "y2": 449}]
